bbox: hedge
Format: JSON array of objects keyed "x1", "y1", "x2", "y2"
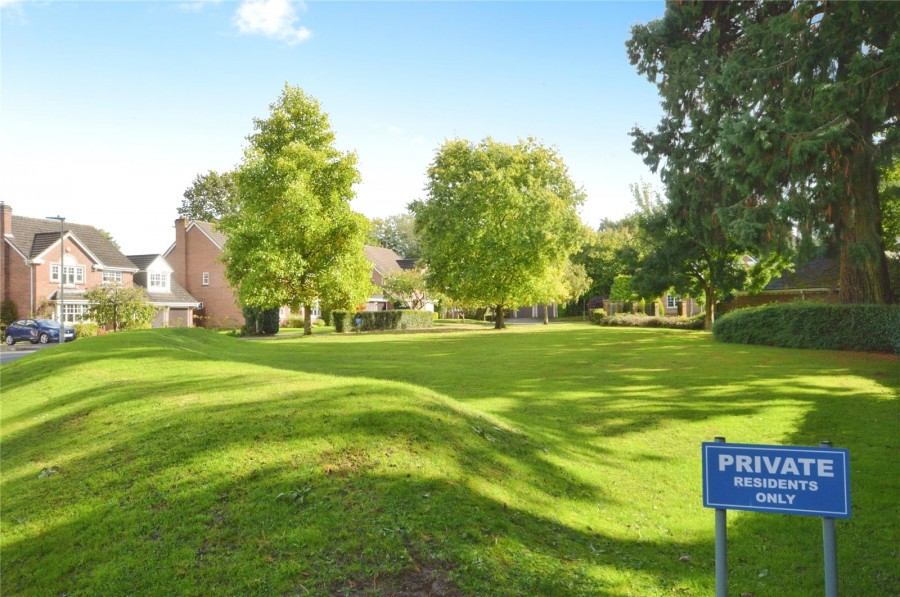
[
  {"x1": 332, "y1": 310, "x2": 434, "y2": 333},
  {"x1": 595, "y1": 313, "x2": 705, "y2": 330},
  {"x1": 712, "y1": 302, "x2": 900, "y2": 354}
]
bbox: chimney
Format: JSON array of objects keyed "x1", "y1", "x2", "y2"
[
  {"x1": 173, "y1": 218, "x2": 187, "y2": 288},
  {"x1": 0, "y1": 203, "x2": 10, "y2": 237}
]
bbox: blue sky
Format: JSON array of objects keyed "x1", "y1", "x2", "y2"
[{"x1": 1, "y1": 0, "x2": 664, "y2": 254}]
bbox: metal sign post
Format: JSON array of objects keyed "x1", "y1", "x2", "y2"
[{"x1": 702, "y1": 439, "x2": 850, "y2": 597}]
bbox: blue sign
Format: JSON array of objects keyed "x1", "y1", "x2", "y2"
[{"x1": 703, "y1": 443, "x2": 850, "y2": 518}]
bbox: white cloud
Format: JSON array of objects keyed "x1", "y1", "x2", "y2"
[
  {"x1": 233, "y1": 0, "x2": 311, "y2": 45},
  {"x1": 0, "y1": 0, "x2": 26, "y2": 22}
]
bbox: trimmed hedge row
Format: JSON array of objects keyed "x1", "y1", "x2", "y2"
[
  {"x1": 332, "y1": 310, "x2": 434, "y2": 333},
  {"x1": 596, "y1": 313, "x2": 705, "y2": 330},
  {"x1": 712, "y1": 302, "x2": 900, "y2": 354}
]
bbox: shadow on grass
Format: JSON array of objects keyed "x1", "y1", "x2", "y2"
[{"x1": 1, "y1": 327, "x2": 897, "y2": 594}]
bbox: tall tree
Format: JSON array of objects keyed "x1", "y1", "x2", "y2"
[
  {"x1": 219, "y1": 85, "x2": 372, "y2": 336},
  {"x1": 382, "y1": 269, "x2": 433, "y2": 310},
  {"x1": 410, "y1": 137, "x2": 585, "y2": 329},
  {"x1": 179, "y1": 170, "x2": 237, "y2": 222},
  {"x1": 629, "y1": 182, "x2": 786, "y2": 329},
  {"x1": 628, "y1": 1, "x2": 898, "y2": 305},
  {"x1": 369, "y1": 213, "x2": 421, "y2": 259}
]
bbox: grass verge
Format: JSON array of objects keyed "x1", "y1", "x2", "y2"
[{"x1": 1, "y1": 325, "x2": 897, "y2": 595}]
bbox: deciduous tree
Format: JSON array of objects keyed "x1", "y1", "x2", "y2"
[
  {"x1": 220, "y1": 85, "x2": 372, "y2": 336},
  {"x1": 410, "y1": 137, "x2": 584, "y2": 329},
  {"x1": 84, "y1": 284, "x2": 156, "y2": 331},
  {"x1": 179, "y1": 170, "x2": 237, "y2": 222},
  {"x1": 369, "y1": 213, "x2": 420, "y2": 260}
]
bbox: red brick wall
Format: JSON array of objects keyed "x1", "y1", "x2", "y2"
[
  {"x1": 171, "y1": 223, "x2": 243, "y2": 328},
  {"x1": 2, "y1": 241, "x2": 33, "y2": 318}
]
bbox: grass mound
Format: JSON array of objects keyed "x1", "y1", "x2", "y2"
[{"x1": 2, "y1": 326, "x2": 897, "y2": 595}]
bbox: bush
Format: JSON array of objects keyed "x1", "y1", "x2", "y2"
[
  {"x1": 74, "y1": 323, "x2": 101, "y2": 337},
  {"x1": 313, "y1": 318, "x2": 325, "y2": 327},
  {"x1": 713, "y1": 302, "x2": 900, "y2": 354},
  {"x1": 284, "y1": 317, "x2": 305, "y2": 329},
  {"x1": 1, "y1": 299, "x2": 18, "y2": 326},
  {"x1": 332, "y1": 310, "x2": 433, "y2": 333},
  {"x1": 242, "y1": 306, "x2": 280, "y2": 335},
  {"x1": 595, "y1": 313, "x2": 705, "y2": 330},
  {"x1": 590, "y1": 308, "x2": 607, "y2": 324}
]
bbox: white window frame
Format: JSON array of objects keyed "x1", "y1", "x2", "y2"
[
  {"x1": 202, "y1": 272, "x2": 209, "y2": 286},
  {"x1": 149, "y1": 272, "x2": 168, "y2": 290},
  {"x1": 666, "y1": 294, "x2": 678, "y2": 309},
  {"x1": 62, "y1": 303, "x2": 90, "y2": 324},
  {"x1": 50, "y1": 264, "x2": 85, "y2": 285},
  {"x1": 102, "y1": 271, "x2": 123, "y2": 283}
]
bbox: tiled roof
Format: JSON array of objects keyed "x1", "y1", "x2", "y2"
[
  {"x1": 8, "y1": 214, "x2": 137, "y2": 269},
  {"x1": 191, "y1": 220, "x2": 228, "y2": 249},
  {"x1": 765, "y1": 254, "x2": 840, "y2": 291},
  {"x1": 141, "y1": 278, "x2": 200, "y2": 306},
  {"x1": 126, "y1": 254, "x2": 161, "y2": 271},
  {"x1": 365, "y1": 245, "x2": 405, "y2": 275}
]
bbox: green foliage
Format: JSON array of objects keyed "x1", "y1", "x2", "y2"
[
  {"x1": 411, "y1": 137, "x2": 585, "y2": 329},
  {"x1": 0, "y1": 299, "x2": 18, "y2": 326},
  {"x1": 880, "y1": 161, "x2": 900, "y2": 255},
  {"x1": 74, "y1": 322, "x2": 101, "y2": 337},
  {"x1": 382, "y1": 269, "x2": 433, "y2": 310},
  {"x1": 242, "y1": 306, "x2": 280, "y2": 336},
  {"x1": 96, "y1": 229, "x2": 120, "y2": 250},
  {"x1": 283, "y1": 317, "x2": 305, "y2": 329},
  {"x1": 575, "y1": 216, "x2": 646, "y2": 299},
  {"x1": 608, "y1": 274, "x2": 634, "y2": 303},
  {"x1": 628, "y1": 2, "x2": 896, "y2": 304},
  {"x1": 369, "y1": 213, "x2": 420, "y2": 259},
  {"x1": 220, "y1": 85, "x2": 372, "y2": 335},
  {"x1": 589, "y1": 308, "x2": 606, "y2": 324},
  {"x1": 332, "y1": 309, "x2": 433, "y2": 333},
  {"x1": 713, "y1": 303, "x2": 900, "y2": 354},
  {"x1": 596, "y1": 313, "x2": 706, "y2": 331},
  {"x1": 179, "y1": 170, "x2": 237, "y2": 222},
  {"x1": 83, "y1": 284, "x2": 156, "y2": 331}
]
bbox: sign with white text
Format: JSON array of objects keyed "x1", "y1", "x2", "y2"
[{"x1": 702, "y1": 442, "x2": 850, "y2": 518}]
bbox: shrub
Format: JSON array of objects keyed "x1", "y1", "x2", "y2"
[
  {"x1": 0, "y1": 299, "x2": 18, "y2": 326},
  {"x1": 332, "y1": 310, "x2": 433, "y2": 333},
  {"x1": 284, "y1": 317, "x2": 305, "y2": 329},
  {"x1": 590, "y1": 308, "x2": 607, "y2": 324},
  {"x1": 313, "y1": 318, "x2": 325, "y2": 327},
  {"x1": 595, "y1": 312, "x2": 705, "y2": 330},
  {"x1": 74, "y1": 323, "x2": 101, "y2": 337},
  {"x1": 713, "y1": 302, "x2": 900, "y2": 354},
  {"x1": 242, "y1": 306, "x2": 280, "y2": 335}
]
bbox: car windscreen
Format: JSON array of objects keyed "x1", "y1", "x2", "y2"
[{"x1": 35, "y1": 319, "x2": 61, "y2": 328}]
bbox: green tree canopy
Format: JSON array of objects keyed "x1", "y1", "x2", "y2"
[
  {"x1": 219, "y1": 85, "x2": 372, "y2": 336},
  {"x1": 84, "y1": 284, "x2": 156, "y2": 332},
  {"x1": 179, "y1": 170, "x2": 237, "y2": 222},
  {"x1": 628, "y1": 1, "x2": 898, "y2": 304},
  {"x1": 369, "y1": 213, "x2": 421, "y2": 260},
  {"x1": 410, "y1": 137, "x2": 585, "y2": 329},
  {"x1": 381, "y1": 269, "x2": 433, "y2": 310}
]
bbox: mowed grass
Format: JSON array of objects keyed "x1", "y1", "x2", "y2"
[{"x1": 1, "y1": 324, "x2": 897, "y2": 596}]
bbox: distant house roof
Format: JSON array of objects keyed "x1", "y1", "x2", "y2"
[
  {"x1": 127, "y1": 253, "x2": 200, "y2": 306},
  {"x1": 365, "y1": 245, "x2": 406, "y2": 276},
  {"x1": 765, "y1": 254, "x2": 840, "y2": 291},
  {"x1": 8, "y1": 214, "x2": 137, "y2": 270},
  {"x1": 396, "y1": 258, "x2": 417, "y2": 270},
  {"x1": 126, "y1": 254, "x2": 160, "y2": 271}
]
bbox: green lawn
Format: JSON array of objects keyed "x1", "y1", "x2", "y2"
[{"x1": 1, "y1": 324, "x2": 897, "y2": 595}]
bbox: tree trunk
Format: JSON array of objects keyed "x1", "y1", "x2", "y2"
[
  {"x1": 542, "y1": 304, "x2": 549, "y2": 325},
  {"x1": 704, "y1": 285, "x2": 715, "y2": 331},
  {"x1": 303, "y1": 304, "x2": 312, "y2": 336},
  {"x1": 494, "y1": 304, "x2": 506, "y2": 330},
  {"x1": 836, "y1": 147, "x2": 892, "y2": 303}
]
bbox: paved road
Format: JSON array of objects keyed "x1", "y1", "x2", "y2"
[{"x1": 0, "y1": 344, "x2": 50, "y2": 364}]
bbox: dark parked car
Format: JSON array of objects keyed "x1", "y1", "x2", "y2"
[{"x1": 4, "y1": 319, "x2": 76, "y2": 345}]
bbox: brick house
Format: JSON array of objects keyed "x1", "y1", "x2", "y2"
[
  {"x1": 720, "y1": 254, "x2": 840, "y2": 314},
  {"x1": 127, "y1": 254, "x2": 202, "y2": 327},
  {"x1": 0, "y1": 203, "x2": 199, "y2": 327}
]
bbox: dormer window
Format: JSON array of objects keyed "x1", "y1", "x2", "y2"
[{"x1": 149, "y1": 272, "x2": 169, "y2": 290}]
